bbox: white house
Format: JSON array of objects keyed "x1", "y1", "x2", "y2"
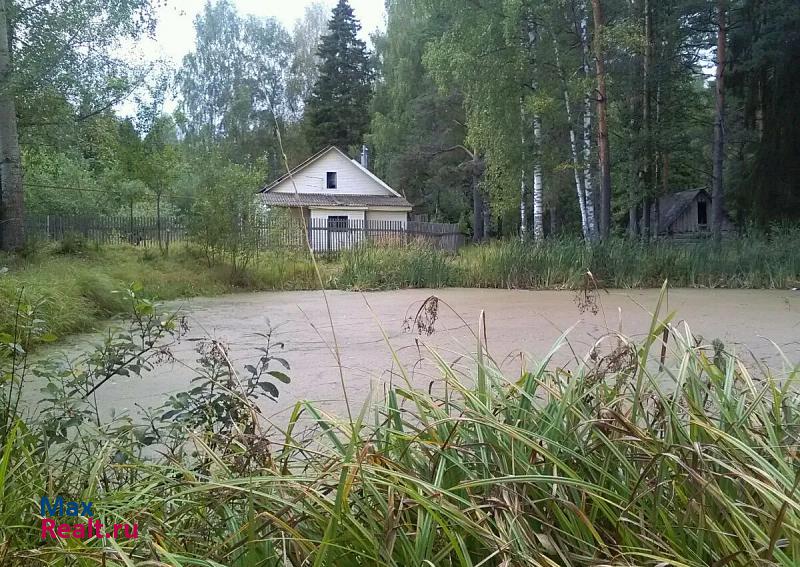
[{"x1": 260, "y1": 146, "x2": 412, "y2": 251}]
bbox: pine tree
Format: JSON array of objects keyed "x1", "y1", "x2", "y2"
[{"x1": 304, "y1": 0, "x2": 373, "y2": 152}]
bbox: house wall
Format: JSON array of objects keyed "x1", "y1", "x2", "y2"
[
  {"x1": 666, "y1": 195, "x2": 735, "y2": 236},
  {"x1": 671, "y1": 199, "x2": 708, "y2": 234},
  {"x1": 309, "y1": 208, "x2": 366, "y2": 252},
  {"x1": 365, "y1": 210, "x2": 408, "y2": 226},
  {"x1": 365, "y1": 210, "x2": 408, "y2": 247},
  {"x1": 271, "y1": 150, "x2": 392, "y2": 196}
]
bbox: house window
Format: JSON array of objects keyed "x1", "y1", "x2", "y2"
[
  {"x1": 328, "y1": 215, "x2": 348, "y2": 232},
  {"x1": 697, "y1": 200, "x2": 708, "y2": 226},
  {"x1": 326, "y1": 171, "x2": 337, "y2": 189}
]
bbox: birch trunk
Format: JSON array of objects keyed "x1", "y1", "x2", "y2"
[
  {"x1": 580, "y1": 2, "x2": 597, "y2": 240},
  {"x1": 520, "y1": 171, "x2": 527, "y2": 240},
  {"x1": 552, "y1": 35, "x2": 589, "y2": 239},
  {"x1": 524, "y1": 21, "x2": 544, "y2": 242},
  {"x1": 532, "y1": 112, "x2": 544, "y2": 241},
  {"x1": 590, "y1": 0, "x2": 612, "y2": 240},
  {"x1": 711, "y1": 0, "x2": 726, "y2": 239},
  {"x1": 0, "y1": 0, "x2": 24, "y2": 251},
  {"x1": 519, "y1": 104, "x2": 527, "y2": 239}
]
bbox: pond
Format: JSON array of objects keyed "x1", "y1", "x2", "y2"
[{"x1": 33, "y1": 288, "x2": 800, "y2": 425}]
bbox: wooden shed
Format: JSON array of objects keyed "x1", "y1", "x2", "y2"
[{"x1": 651, "y1": 189, "x2": 735, "y2": 239}]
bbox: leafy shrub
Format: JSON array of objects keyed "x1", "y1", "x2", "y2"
[{"x1": 55, "y1": 232, "x2": 87, "y2": 255}]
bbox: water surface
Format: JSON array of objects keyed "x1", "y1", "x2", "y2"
[{"x1": 34, "y1": 288, "x2": 800, "y2": 424}]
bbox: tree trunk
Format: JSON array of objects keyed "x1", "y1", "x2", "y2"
[
  {"x1": 519, "y1": 106, "x2": 527, "y2": 240},
  {"x1": 472, "y1": 171, "x2": 484, "y2": 243},
  {"x1": 482, "y1": 197, "x2": 491, "y2": 241},
  {"x1": 553, "y1": 35, "x2": 589, "y2": 239},
  {"x1": 531, "y1": 112, "x2": 544, "y2": 241},
  {"x1": 711, "y1": 0, "x2": 726, "y2": 239},
  {"x1": 580, "y1": 2, "x2": 597, "y2": 240},
  {"x1": 590, "y1": 0, "x2": 612, "y2": 240},
  {"x1": 629, "y1": 205, "x2": 639, "y2": 236},
  {"x1": 641, "y1": 197, "x2": 651, "y2": 240},
  {"x1": 156, "y1": 191, "x2": 163, "y2": 252},
  {"x1": 0, "y1": 0, "x2": 24, "y2": 251},
  {"x1": 641, "y1": 0, "x2": 653, "y2": 242},
  {"x1": 519, "y1": 173, "x2": 527, "y2": 239},
  {"x1": 628, "y1": 0, "x2": 643, "y2": 239}
]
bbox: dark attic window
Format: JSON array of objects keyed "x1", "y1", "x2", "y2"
[
  {"x1": 326, "y1": 171, "x2": 337, "y2": 189},
  {"x1": 697, "y1": 200, "x2": 708, "y2": 226}
]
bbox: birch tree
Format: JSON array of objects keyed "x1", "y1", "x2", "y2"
[
  {"x1": 579, "y1": 1, "x2": 598, "y2": 240},
  {"x1": 551, "y1": 32, "x2": 589, "y2": 239}
]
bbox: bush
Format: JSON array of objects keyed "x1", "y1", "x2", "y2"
[{"x1": 55, "y1": 232, "x2": 88, "y2": 255}]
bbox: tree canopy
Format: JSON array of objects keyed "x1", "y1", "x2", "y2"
[
  {"x1": 1, "y1": 0, "x2": 798, "y2": 251},
  {"x1": 303, "y1": 0, "x2": 374, "y2": 153}
]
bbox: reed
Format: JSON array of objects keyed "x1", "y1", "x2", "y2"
[{"x1": 338, "y1": 230, "x2": 800, "y2": 290}]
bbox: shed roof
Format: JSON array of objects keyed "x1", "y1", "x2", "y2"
[{"x1": 657, "y1": 188, "x2": 708, "y2": 229}]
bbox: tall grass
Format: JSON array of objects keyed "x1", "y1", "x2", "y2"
[
  {"x1": 338, "y1": 230, "x2": 800, "y2": 290},
  {"x1": 336, "y1": 241, "x2": 457, "y2": 289},
  {"x1": 0, "y1": 244, "x2": 321, "y2": 349},
  {"x1": 1, "y1": 289, "x2": 799, "y2": 565}
]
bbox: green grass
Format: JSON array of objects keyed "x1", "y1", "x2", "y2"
[
  {"x1": 337, "y1": 232, "x2": 800, "y2": 290},
  {"x1": 0, "y1": 244, "x2": 322, "y2": 347},
  {"x1": 2, "y1": 291, "x2": 799, "y2": 565}
]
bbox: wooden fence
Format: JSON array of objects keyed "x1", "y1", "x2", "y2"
[
  {"x1": 26, "y1": 214, "x2": 187, "y2": 247},
  {"x1": 26, "y1": 214, "x2": 465, "y2": 252}
]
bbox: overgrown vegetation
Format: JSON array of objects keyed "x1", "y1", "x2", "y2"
[
  {"x1": 1, "y1": 286, "x2": 798, "y2": 565},
  {"x1": 336, "y1": 229, "x2": 800, "y2": 290},
  {"x1": 0, "y1": 245, "x2": 321, "y2": 349}
]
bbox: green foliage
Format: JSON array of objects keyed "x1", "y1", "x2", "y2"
[
  {"x1": 287, "y1": 3, "x2": 329, "y2": 116},
  {"x1": 160, "y1": 326, "x2": 290, "y2": 445},
  {"x1": 728, "y1": 0, "x2": 800, "y2": 223},
  {"x1": 369, "y1": 0, "x2": 470, "y2": 222},
  {"x1": 178, "y1": 0, "x2": 295, "y2": 170},
  {"x1": 336, "y1": 241, "x2": 457, "y2": 289},
  {"x1": 12, "y1": 0, "x2": 157, "y2": 113},
  {"x1": 335, "y1": 231, "x2": 800, "y2": 290},
  {"x1": 421, "y1": 0, "x2": 527, "y2": 220},
  {"x1": 304, "y1": 0, "x2": 374, "y2": 152},
  {"x1": 185, "y1": 155, "x2": 266, "y2": 273},
  {"x1": 0, "y1": 246, "x2": 321, "y2": 352}
]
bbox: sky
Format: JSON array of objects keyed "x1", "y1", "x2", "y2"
[{"x1": 139, "y1": 0, "x2": 386, "y2": 66}]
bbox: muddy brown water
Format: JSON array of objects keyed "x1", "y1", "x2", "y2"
[{"x1": 31, "y1": 288, "x2": 800, "y2": 425}]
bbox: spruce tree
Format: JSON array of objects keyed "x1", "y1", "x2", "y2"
[{"x1": 304, "y1": 0, "x2": 373, "y2": 152}]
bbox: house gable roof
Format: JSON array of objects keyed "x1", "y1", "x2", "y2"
[{"x1": 261, "y1": 146, "x2": 404, "y2": 198}]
